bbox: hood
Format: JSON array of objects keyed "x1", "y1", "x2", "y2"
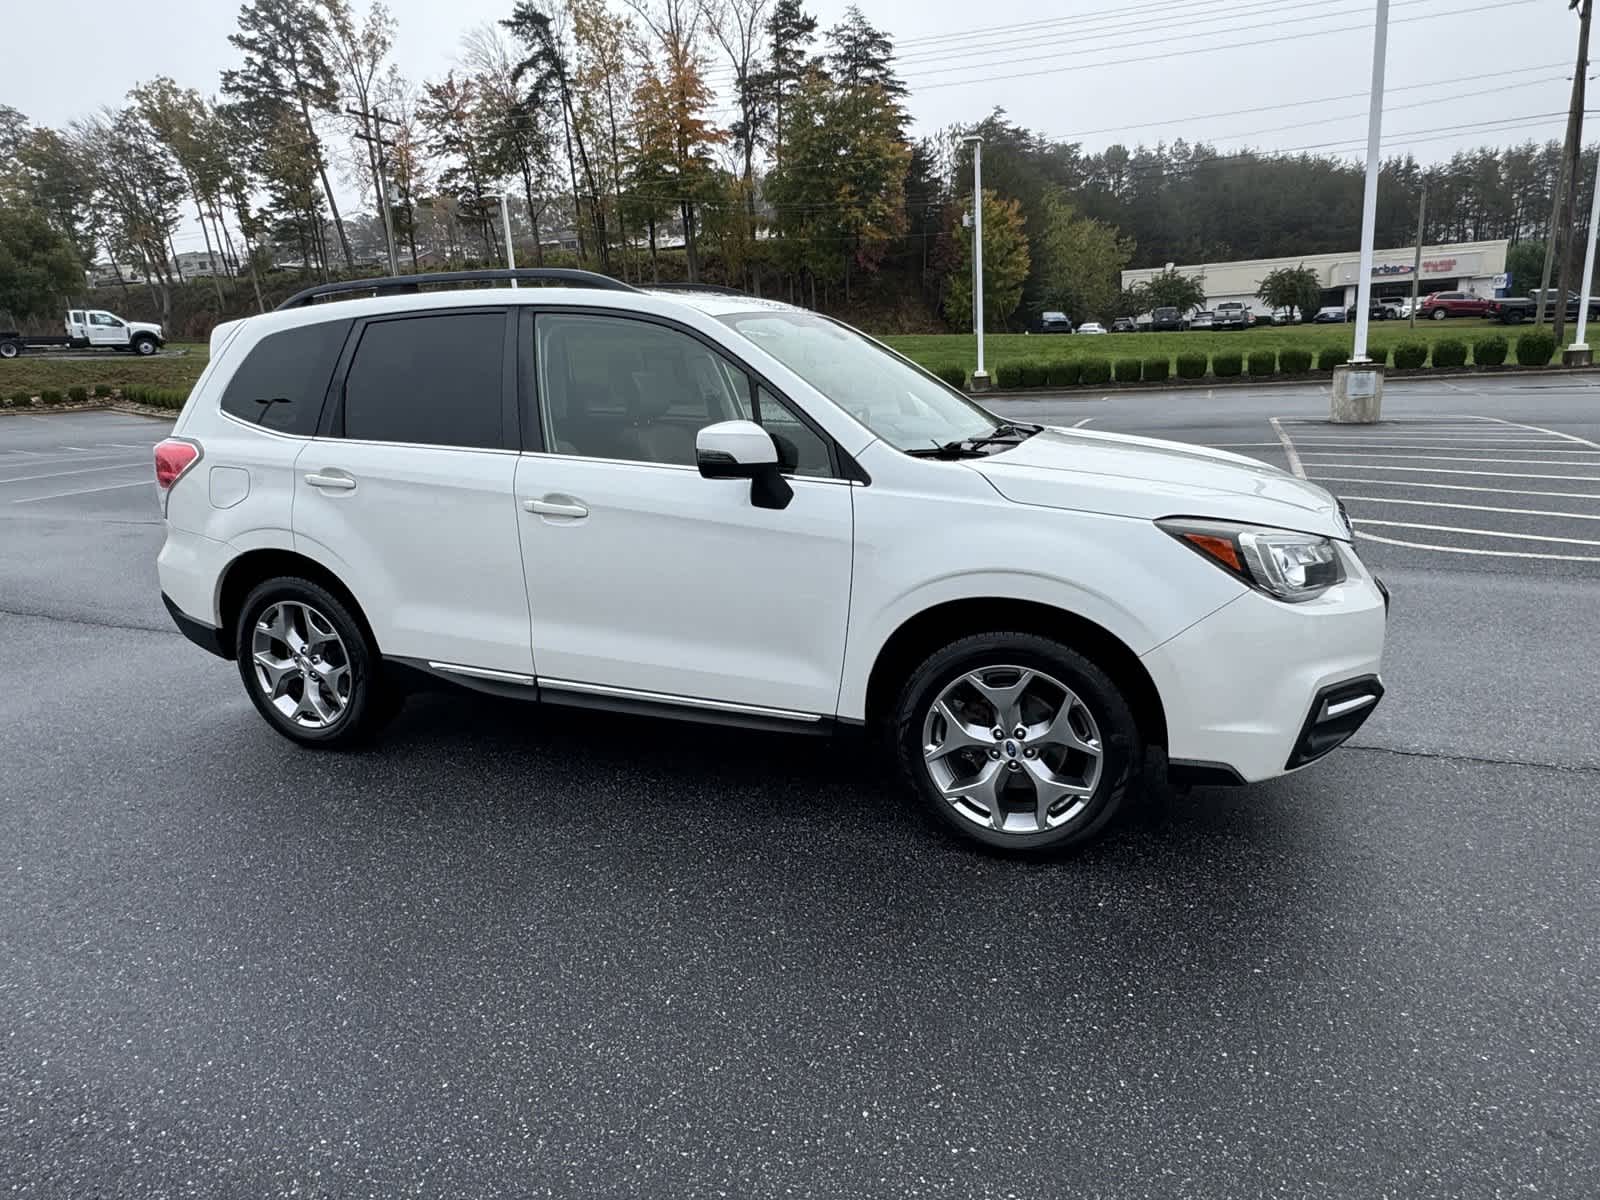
[
  {"x1": 128, "y1": 319, "x2": 163, "y2": 336},
  {"x1": 971, "y1": 426, "x2": 1346, "y2": 537}
]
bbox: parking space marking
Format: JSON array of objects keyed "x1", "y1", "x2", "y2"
[
  {"x1": 1279, "y1": 413, "x2": 1600, "y2": 563},
  {"x1": 0, "y1": 462, "x2": 154, "y2": 485},
  {"x1": 1341, "y1": 496, "x2": 1600, "y2": 521},
  {"x1": 10, "y1": 480, "x2": 154, "y2": 504},
  {"x1": 1299, "y1": 452, "x2": 1600, "y2": 466},
  {"x1": 1269, "y1": 417, "x2": 1305, "y2": 477},
  {"x1": 1314, "y1": 476, "x2": 1600, "y2": 500},
  {"x1": 1071, "y1": 417, "x2": 1095, "y2": 428},
  {"x1": 0, "y1": 450, "x2": 152, "y2": 468},
  {"x1": 1355, "y1": 527, "x2": 1600, "y2": 562},
  {"x1": 1354, "y1": 518, "x2": 1600, "y2": 547}
]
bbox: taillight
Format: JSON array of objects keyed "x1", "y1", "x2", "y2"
[{"x1": 153, "y1": 438, "x2": 201, "y2": 501}]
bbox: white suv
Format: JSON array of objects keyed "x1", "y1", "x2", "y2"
[{"x1": 155, "y1": 269, "x2": 1387, "y2": 853}]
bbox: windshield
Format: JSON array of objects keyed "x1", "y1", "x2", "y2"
[{"x1": 719, "y1": 310, "x2": 1000, "y2": 451}]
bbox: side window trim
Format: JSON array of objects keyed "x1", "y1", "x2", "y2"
[
  {"x1": 526, "y1": 306, "x2": 843, "y2": 479},
  {"x1": 317, "y1": 306, "x2": 515, "y2": 450}
]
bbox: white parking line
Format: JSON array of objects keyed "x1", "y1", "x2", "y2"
[
  {"x1": 0, "y1": 450, "x2": 150, "y2": 468},
  {"x1": 1298, "y1": 452, "x2": 1600, "y2": 467},
  {"x1": 0, "y1": 462, "x2": 153, "y2": 485},
  {"x1": 1269, "y1": 417, "x2": 1304, "y2": 478},
  {"x1": 10, "y1": 480, "x2": 155, "y2": 504},
  {"x1": 1353, "y1": 518, "x2": 1600, "y2": 547},
  {"x1": 1355, "y1": 528, "x2": 1600, "y2": 563},
  {"x1": 1071, "y1": 417, "x2": 1095, "y2": 428},
  {"x1": 1341, "y1": 496, "x2": 1600, "y2": 521},
  {"x1": 1477, "y1": 416, "x2": 1600, "y2": 448},
  {"x1": 1311, "y1": 476, "x2": 1600, "y2": 500},
  {"x1": 1299, "y1": 464, "x2": 1600, "y2": 481}
]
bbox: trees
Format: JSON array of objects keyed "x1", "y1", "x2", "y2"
[
  {"x1": 0, "y1": 199, "x2": 82, "y2": 323},
  {"x1": 824, "y1": 6, "x2": 905, "y2": 104},
  {"x1": 765, "y1": 68, "x2": 908, "y2": 304},
  {"x1": 418, "y1": 72, "x2": 500, "y2": 260},
  {"x1": 1141, "y1": 267, "x2": 1207, "y2": 314},
  {"x1": 764, "y1": 0, "x2": 816, "y2": 167},
  {"x1": 318, "y1": 0, "x2": 399, "y2": 269},
  {"x1": 1032, "y1": 188, "x2": 1132, "y2": 323},
  {"x1": 1505, "y1": 239, "x2": 1546, "y2": 292},
  {"x1": 623, "y1": 0, "x2": 723, "y2": 282},
  {"x1": 942, "y1": 188, "x2": 1029, "y2": 331},
  {"x1": 1255, "y1": 264, "x2": 1321, "y2": 322},
  {"x1": 223, "y1": 0, "x2": 354, "y2": 269},
  {"x1": 707, "y1": 0, "x2": 771, "y2": 282}
]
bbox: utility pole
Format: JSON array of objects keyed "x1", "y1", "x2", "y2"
[
  {"x1": 1538, "y1": 0, "x2": 1591, "y2": 330},
  {"x1": 348, "y1": 104, "x2": 400, "y2": 277},
  {"x1": 1408, "y1": 180, "x2": 1426, "y2": 329},
  {"x1": 486, "y1": 194, "x2": 518, "y2": 286},
  {"x1": 964, "y1": 134, "x2": 989, "y2": 390},
  {"x1": 1554, "y1": 0, "x2": 1593, "y2": 345}
]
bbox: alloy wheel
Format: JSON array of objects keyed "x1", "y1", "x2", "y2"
[
  {"x1": 921, "y1": 665, "x2": 1103, "y2": 836},
  {"x1": 250, "y1": 601, "x2": 352, "y2": 729}
]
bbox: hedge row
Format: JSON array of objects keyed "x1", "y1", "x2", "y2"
[
  {"x1": 121, "y1": 385, "x2": 189, "y2": 410},
  {"x1": 983, "y1": 332, "x2": 1560, "y2": 389}
]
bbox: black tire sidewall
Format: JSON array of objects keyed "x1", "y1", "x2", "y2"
[
  {"x1": 134, "y1": 337, "x2": 156, "y2": 355},
  {"x1": 234, "y1": 577, "x2": 379, "y2": 747},
  {"x1": 893, "y1": 633, "x2": 1142, "y2": 854}
]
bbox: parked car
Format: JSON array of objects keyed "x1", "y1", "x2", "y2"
[
  {"x1": 1483, "y1": 289, "x2": 1600, "y2": 325},
  {"x1": 0, "y1": 308, "x2": 165, "y2": 359},
  {"x1": 1344, "y1": 300, "x2": 1398, "y2": 322},
  {"x1": 154, "y1": 269, "x2": 1386, "y2": 854},
  {"x1": 1188, "y1": 311, "x2": 1215, "y2": 330},
  {"x1": 1212, "y1": 302, "x2": 1255, "y2": 330},
  {"x1": 1418, "y1": 291, "x2": 1492, "y2": 320},
  {"x1": 1038, "y1": 311, "x2": 1073, "y2": 334},
  {"x1": 1148, "y1": 306, "x2": 1186, "y2": 332},
  {"x1": 1110, "y1": 317, "x2": 1138, "y2": 333},
  {"x1": 1311, "y1": 306, "x2": 1348, "y2": 324},
  {"x1": 1076, "y1": 321, "x2": 1107, "y2": 335}
]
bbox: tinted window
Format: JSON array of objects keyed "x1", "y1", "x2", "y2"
[
  {"x1": 341, "y1": 312, "x2": 505, "y2": 449},
  {"x1": 220, "y1": 319, "x2": 350, "y2": 436}
]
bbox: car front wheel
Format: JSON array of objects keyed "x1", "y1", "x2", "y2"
[
  {"x1": 1431, "y1": 308, "x2": 1448, "y2": 320},
  {"x1": 894, "y1": 633, "x2": 1142, "y2": 853},
  {"x1": 234, "y1": 577, "x2": 393, "y2": 747}
]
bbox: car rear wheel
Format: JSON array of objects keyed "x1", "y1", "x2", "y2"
[
  {"x1": 234, "y1": 577, "x2": 394, "y2": 747},
  {"x1": 0, "y1": 340, "x2": 19, "y2": 359},
  {"x1": 894, "y1": 633, "x2": 1141, "y2": 854}
]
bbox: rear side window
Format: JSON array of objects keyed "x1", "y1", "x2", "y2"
[
  {"x1": 220, "y1": 320, "x2": 349, "y2": 436},
  {"x1": 340, "y1": 312, "x2": 504, "y2": 449}
]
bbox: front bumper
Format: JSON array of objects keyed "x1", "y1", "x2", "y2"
[{"x1": 1141, "y1": 557, "x2": 1388, "y2": 783}]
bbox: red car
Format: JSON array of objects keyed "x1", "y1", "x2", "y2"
[{"x1": 1419, "y1": 291, "x2": 1492, "y2": 320}]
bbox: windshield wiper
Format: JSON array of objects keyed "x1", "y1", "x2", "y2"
[{"x1": 939, "y1": 422, "x2": 1042, "y2": 455}]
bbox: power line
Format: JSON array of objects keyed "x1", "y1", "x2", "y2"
[{"x1": 914, "y1": 0, "x2": 1541, "y2": 92}]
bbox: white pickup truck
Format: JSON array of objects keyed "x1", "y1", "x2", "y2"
[{"x1": 0, "y1": 309, "x2": 166, "y2": 358}]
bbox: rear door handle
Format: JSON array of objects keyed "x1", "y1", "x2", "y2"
[
  {"x1": 305, "y1": 472, "x2": 356, "y2": 491},
  {"x1": 522, "y1": 496, "x2": 589, "y2": 518}
]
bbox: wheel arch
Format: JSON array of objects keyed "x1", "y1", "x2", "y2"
[
  {"x1": 215, "y1": 547, "x2": 379, "y2": 661},
  {"x1": 862, "y1": 597, "x2": 1168, "y2": 752}
]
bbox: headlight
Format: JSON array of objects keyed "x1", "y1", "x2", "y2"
[{"x1": 1158, "y1": 518, "x2": 1346, "y2": 602}]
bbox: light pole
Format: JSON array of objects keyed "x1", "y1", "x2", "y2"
[
  {"x1": 486, "y1": 192, "x2": 517, "y2": 286},
  {"x1": 1332, "y1": 0, "x2": 1389, "y2": 424},
  {"x1": 1565, "y1": 144, "x2": 1600, "y2": 364},
  {"x1": 1350, "y1": 0, "x2": 1389, "y2": 364},
  {"x1": 964, "y1": 135, "x2": 989, "y2": 390}
]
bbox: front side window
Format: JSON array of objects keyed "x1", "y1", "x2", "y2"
[
  {"x1": 719, "y1": 310, "x2": 1000, "y2": 453},
  {"x1": 341, "y1": 312, "x2": 505, "y2": 449},
  {"x1": 221, "y1": 319, "x2": 350, "y2": 436},
  {"x1": 536, "y1": 313, "x2": 830, "y2": 475}
]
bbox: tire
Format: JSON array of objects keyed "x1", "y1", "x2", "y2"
[
  {"x1": 234, "y1": 576, "x2": 394, "y2": 748},
  {"x1": 893, "y1": 632, "x2": 1142, "y2": 854},
  {"x1": 132, "y1": 335, "x2": 158, "y2": 356},
  {"x1": 1503, "y1": 309, "x2": 1524, "y2": 325},
  {"x1": 1431, "y1": 308, "x2": 1448, "y2": 321},
  {"x1": 0, "y1": 340, "x2": 19, "y2": 359}
]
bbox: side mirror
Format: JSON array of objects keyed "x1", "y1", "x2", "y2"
[{"x1": 695, "y1": 419, "x2": 792, "y2": 511}]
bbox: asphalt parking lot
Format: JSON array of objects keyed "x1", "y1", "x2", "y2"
[{"x1": 3, "y1": 380, "x2": 1598, "y2": 1197}]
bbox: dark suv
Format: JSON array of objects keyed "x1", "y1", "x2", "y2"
[{"x1": 1149, "y1": 307, "x2": 1186, "y2": 332}]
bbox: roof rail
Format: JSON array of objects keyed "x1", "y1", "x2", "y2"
[
  {"x1": 275, "y1": 268, "x2": 641, "y2": 311},
  {"x1": 645, "y1": 282, "x2": 748, "y2": 296}
]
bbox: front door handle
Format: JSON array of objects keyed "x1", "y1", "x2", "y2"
[
  {"x1": 305, "y1": 472, "x2": 356, "y2": 491},
  {"x1": 522, "y1": 496, "x2": 589, "y2": 518}
]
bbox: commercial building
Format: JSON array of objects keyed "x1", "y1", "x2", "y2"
[
  {"x1": 173, "y1": 250, "x2": 231, "y2": 281},
  {"x1": 1122, "y1": 239, "x2": 1511, "y2": 315}
]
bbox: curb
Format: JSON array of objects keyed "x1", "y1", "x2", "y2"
[{"x1": 0, "y1": 402, "x2": 174, "y2": 420}]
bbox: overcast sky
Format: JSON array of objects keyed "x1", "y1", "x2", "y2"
[{"x1": 3, "y1": 0, "x2": 1584, "y2": 255}]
